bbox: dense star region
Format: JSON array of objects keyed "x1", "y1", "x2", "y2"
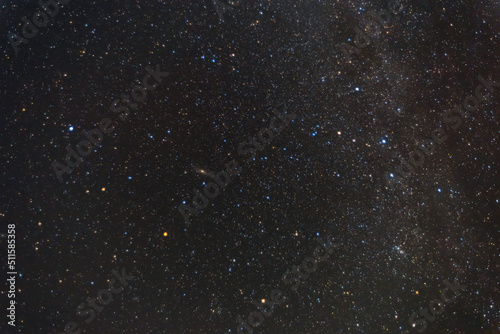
[{"x1": 0, "y1": 0, "x2": 499, "y2": 333}]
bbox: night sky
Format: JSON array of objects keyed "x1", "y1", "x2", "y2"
[{"x1": 0, "y1": 0, "x2": 499, "y2": 333}]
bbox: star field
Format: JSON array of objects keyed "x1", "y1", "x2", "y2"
[{"x1": 0, "y1": 0, "x2": 499, "y2": 333}]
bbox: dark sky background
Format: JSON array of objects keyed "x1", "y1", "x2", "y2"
[{"x1": 0, "y1": 0, "x2": 499, "y2": 333}]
